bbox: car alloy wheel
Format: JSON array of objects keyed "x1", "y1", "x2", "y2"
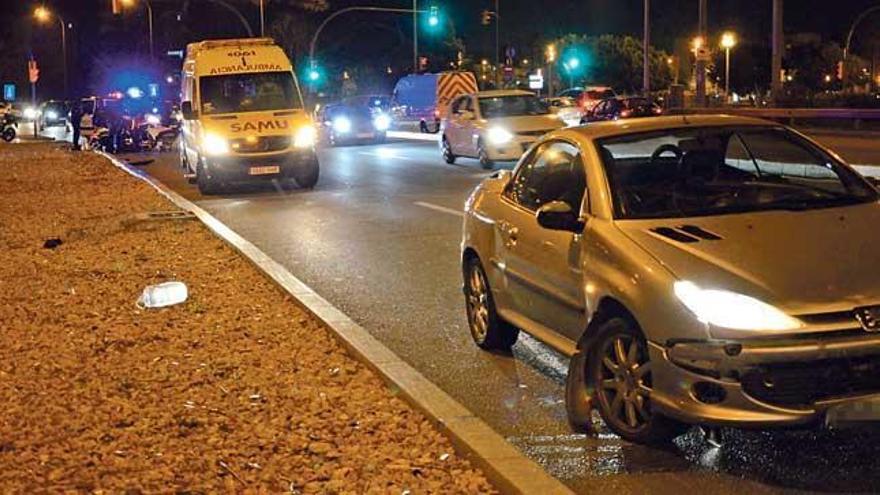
[
  {"x1": 477, "y1": 142, "x2": 494, "y2": 170},
  {"x1": 590, "y1": 318, "x2": 686, "y2": 444},
  {"x1": 467, "y1": 266, "x2": 490, "y2": 342},
  {"x1": 597, "y1": 331, "x2": 652, "y2": 431},
  {"x1": 464, "y1": 258, "x2": 518, "y2": 350}
]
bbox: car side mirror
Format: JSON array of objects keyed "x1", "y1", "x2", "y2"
[
  {"x1": 181, "y1": 101, "x2": 197, "y2": 120},
  {"x1": 537, "y1": 201, "x2": 585, "y2": 232}
]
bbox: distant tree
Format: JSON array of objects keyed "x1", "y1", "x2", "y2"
[{"x1": 548, "y1": 34, "x2": 673, "y2": 93}]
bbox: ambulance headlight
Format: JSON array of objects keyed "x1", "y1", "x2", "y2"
[
  {"x1": 203, "y1": 133, "x2": 229, "y2": 155},
  {"x1": 294, "y1": 125, "x2": 317, "y2": 148}
]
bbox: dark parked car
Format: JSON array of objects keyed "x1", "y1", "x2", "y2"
[
  {"x1": 581, "y1": 97, "x2": 663, "y2": 124},
  {"x1": 316, "y1": 102, "x2": 390, "y2": 146}
]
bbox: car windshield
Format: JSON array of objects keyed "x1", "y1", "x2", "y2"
[
  {"x1": 597, "y1": 126, "x2": 878, "y2": 219},
  {"x1": 479, "y1": 95, "x2": 549, "y2": 118},
  {"x1": 199, "y1": 71, "x2": 302, "y2": 115},
  {"x1": 586, "y1": 89, "x2": 615, "y2": 100}
]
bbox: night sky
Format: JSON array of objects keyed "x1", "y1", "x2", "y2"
[{"x1": 1, "y1": 0, "x2": 878, "y2": 99}]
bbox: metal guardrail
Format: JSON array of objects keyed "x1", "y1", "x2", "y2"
[{"x1": 676, "y1": 107, "x2": 880, "y2": 130}]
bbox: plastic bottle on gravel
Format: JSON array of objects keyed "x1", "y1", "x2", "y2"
[{"x1": 137, "y1": 281, "x2": 188, "y2": 308}]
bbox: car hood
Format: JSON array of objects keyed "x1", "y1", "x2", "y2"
[
  {"x1": 617, "y1": 201, "x2": 880, "y2": 315},
  {"x1": 485, "y1": 114, "x2": 565, "y2": 133}
]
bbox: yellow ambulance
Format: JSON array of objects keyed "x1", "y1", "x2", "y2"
[{"x1": 179, "y1": 38, "x2": 319, "y2": 193}]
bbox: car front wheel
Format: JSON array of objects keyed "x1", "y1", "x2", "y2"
[
  {"x1": 477, "y1": 141, "x2": 494, "y2": 170},
  {"x1": 464, "y1": 257, "x2": 519, "y2": 351},
  {"x1": 589, "y1": 317, "x2": 687, "y2": 444},
  {"x1": 442, "y1": 136, "x2": 456, "y2": 164}
]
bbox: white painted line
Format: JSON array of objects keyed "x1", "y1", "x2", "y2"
[
  {"x1": 358, "y1": 151, "x2": 420, "y2": 161},
  {"x1": 415, "y1": 201, "x2": 464, "y2": 217},
  {"x1": 388, "y1": 130, "x2": 441, "y2": 142}
]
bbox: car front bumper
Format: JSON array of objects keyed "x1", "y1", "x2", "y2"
[
  {"x1": 204, "y1": 149, "x2": 318, "y2": 182},
  {"x1": 485, "y1": 137, "x2": 538, "y2": 161},
  {"x1": 648, "y1": 331, "x2": 880, "y2": 428}
]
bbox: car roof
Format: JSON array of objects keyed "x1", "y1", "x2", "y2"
[
  {"x1": 552, "y1": 114, "x2": 779, "y2": 141},
  {"x1": 475, "y1": 89, "x2": 535, "y2": 98}
]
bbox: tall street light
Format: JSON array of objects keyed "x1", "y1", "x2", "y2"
[
  {"x1": 34, "y1": 6, "x2": 68, "y2": 98},
  {"x1": 721, "y1": 32, "x2": 737, "y2": 101},
  {"x1": 122, "y1": 0, "x2": 154, "y2": 59}
]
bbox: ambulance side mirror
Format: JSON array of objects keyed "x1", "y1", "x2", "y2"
[{"x1": 181, "y1": 101, "x2": 197, "y2": 121}]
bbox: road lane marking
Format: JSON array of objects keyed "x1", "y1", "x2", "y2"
[
  {"x1": 414, "y1": 201, "x2": 464, "y2": 217},
  {"x1": 357, "y1": 151, "x2": 423, "y2": 161}
]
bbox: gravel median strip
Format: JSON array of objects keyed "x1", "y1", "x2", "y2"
[{"x1": 0, "y1": 146, "x2": 496, "y2": 493}]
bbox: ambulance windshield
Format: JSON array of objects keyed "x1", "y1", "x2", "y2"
[{"x1": 200, "y1": 71, "x2": 302, "y2": 115}]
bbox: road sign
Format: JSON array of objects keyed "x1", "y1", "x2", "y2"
[
  {"x1": 28, "y1": 60, "x2": 39, "y2": 84},
  {"x1": 528, "y1": 73, "x2": 544, "y2": 90},
  {"x1": 3, "y1": 84, "x2": 15, "y2": 101},
  {"x1": 695, "y1": 47, "x2": 712, "y2": 62}
]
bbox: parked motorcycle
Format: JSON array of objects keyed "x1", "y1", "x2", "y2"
[{"x1": 1, "y1": 113, "x2": 18, "y2": 142}]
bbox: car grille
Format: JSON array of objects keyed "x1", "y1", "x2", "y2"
[
  {"x1": 741, "y1": 355, "x2": 880, "y2": 407},
  {"x1": 231, "y1": 135, "x2": 290, "y2": 153}
]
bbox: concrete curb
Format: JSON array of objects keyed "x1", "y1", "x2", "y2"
[{"x1": 98, "y1": 152, "x2": 574, "y2": 495}]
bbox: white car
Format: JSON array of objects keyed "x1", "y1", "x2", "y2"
[{"x1": 440, "y1": 90, "x2": 566, "y2": 169}]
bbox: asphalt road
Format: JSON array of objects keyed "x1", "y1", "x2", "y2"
[{"x1": 105, "y1": 130, "x2": 880, "y2": 494}]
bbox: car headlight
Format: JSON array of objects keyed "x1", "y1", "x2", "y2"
[
  {"x1": 46, "y1": 111, "x2": 59, "y2": 120},
  {"x1": 673, "y1": 281, "x2": 802, "y2": 331},
  {"x1": 332, "y1": 117, "x2": 352, "y2": 134},
  {"x1": 373, "y1": 113, "x2": 391, "y2": 131},
  {"x1": 145, "y1": 114, "x2": 161, "y2": 125},
  {"x1": 487, "y1": 127, "x2": 514, "y2": 145},
  {"x1": 202, "y1": 133, "x2": 229, "y2": 156},
  {"x1": 294, "y1": 125, "x2": 317, "y2": 148}
]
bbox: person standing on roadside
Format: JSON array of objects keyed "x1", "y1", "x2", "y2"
[{"x1": 70, "y1": 101, "x2": 83, "y2": 151}]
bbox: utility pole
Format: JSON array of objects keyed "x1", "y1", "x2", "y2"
[
  {"x1": 695, "y1": 0, "x2": 707, "y2": 106},
  {"x1": 771, "y1": 0, "x2": 784, "y2": 104},
  {"x1": 260, "y1": 0, "x2": 265, "y2": 36},
  {"x1": 643, "y1": 0, "x2": 650, "y2": 96},
  {"x1": 495, "y1": 0, "x2": 500, "y2": 86}
]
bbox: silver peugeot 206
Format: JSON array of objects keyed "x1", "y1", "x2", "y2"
[{"x1": 461, "y1": 115, "x2": 880, "y2": 444}]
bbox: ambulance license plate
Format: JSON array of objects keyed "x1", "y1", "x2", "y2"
[{"x1": 249, "y1": 165, "x2": 280, "y2": 176}]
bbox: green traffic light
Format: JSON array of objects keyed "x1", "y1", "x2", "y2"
[{"x1": 427, "y1": 6, "x2": 440, "y2": 28}]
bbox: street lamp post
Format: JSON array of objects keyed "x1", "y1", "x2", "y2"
[
  {"x1": 843, "y1": 5, "x2": 880, "y2": 91},
  {"x1": 34, "y1": 7, "x2": 68, "y2": 99},
  {"x1": 260, "y1": 0, "x2": 265, "y2": 37},
  {"x1": 721, "y1": 32, "x2": 737, "y2": 102},
  {"x1": 695, "y1": 0, "x2": 707, "y2": 107},
  {"x1": 643, "y1": 0, "x2": 650, "y2": 97},
  {"x1": 123, "y1": 0, "x2": 154, "y2": 59}
]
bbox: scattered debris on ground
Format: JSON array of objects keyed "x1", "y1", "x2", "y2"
[{"x1": 0, "y1": 147, "x2": 495, "y2": 493}]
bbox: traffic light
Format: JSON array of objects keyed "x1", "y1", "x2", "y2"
[
  {"x1": 481, "y1": 10, "x2": 492, "y2": 26},
  {"x1": 428, "y1": 6, "x2": 440, "y2": 27}
]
